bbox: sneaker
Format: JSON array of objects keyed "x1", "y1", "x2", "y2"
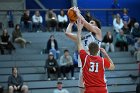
[
  {"x1": 72, "y1": 77, "x2": 76, "y2": 80},
  {"x1": 48, "y1": 78, "x2": 51, "y2": 81},
  {"x1": 63, "y1": 77, "x2": 67, "y2": 80},
  {"x1": 26, "y1": 41, "x2": 31, "y2": 44}
]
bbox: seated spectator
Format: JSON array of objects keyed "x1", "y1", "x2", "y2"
[
  {"x1": 44, "y1": 52, "x2": 61, "y2": 80},
  {"x1": 8, "y1": 67, "x2": 28, "y2": 93},
  {"x1": 73, "y1": 50, "x2": 78, "y2": 67},
  {"x1": 53, "y1": 81, "x2": 69, "y2": 93},
  {"x1": 59, "y1": 49, "x2": 75, "y2": 80},
  {"x1": 12, "y1": 24, "x2": 31, "y2": 48},
  {"x1": 102, "y1": 31, "x2": 114, "y2": 52},
  {"x1": 32, "y1": 11, "x2": 43, "y2": 32},
  {"x1": 131, "y1": 22, "x2": 140, "y2": 39},
  {"x1": 20, "y1": 10, "x2": 32, "y2": 32},
  {"x1": 134, "y1": 38, "x2": 140, "y2": 63},
  {"x1": 0, "y1": 29, "x2": 15, "y2": 54},
  {"x1": 113, "y1": 13, "x2": 124, "y2": 33},
  {"x1": 115, "y1": 30, "x2": 128, "y2": 51},
  {"x1": 58, "y1": 9, "x2": 68, "y2": 31},
  {"x1": 45, "y1": 9, "x2": 58, "y2": 31},
  {"x1": 84, "y1": 11, "x2": 93, "y2": 22},
  {"x1": 0, "y1": 85, "x2": 4, "y2": 93},
  {"x1": 122, "y1": 8, "x2": 130, "y2": 25},
  {"x1": 122, "y1": 21, "x2": 131, "y2": 35},
  {"x1": 46, "y1": 35, "x2": 60, "y2": 59}
]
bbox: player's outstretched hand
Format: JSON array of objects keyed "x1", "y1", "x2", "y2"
[
  {"x1": 100, "y1": 48, "x2": 107, "y2": 55},
  {"x1": 76, "y1": 18, "x2": 84, "y2": 31}
]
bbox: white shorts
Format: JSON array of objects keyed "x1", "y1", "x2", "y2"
[{"x1": 78, "y1": 68, "x2": 84, "y2": 88}]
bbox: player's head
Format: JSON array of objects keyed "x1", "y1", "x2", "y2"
[
  {"x1": 64, "y1": 49, "x2": 69, "y2": 56},
  {"x1": 12, "y1": 67, "x2": 18, "y2": 75},
  {"x1": 57, "y1": 81, "x2": 63, "y2": 90},
  {"x1": 88, "y1": 42, "x2": 99, "y2": 56},
  {"x1": 89, "y1": 18, "x2": 101, "y2": 29}
]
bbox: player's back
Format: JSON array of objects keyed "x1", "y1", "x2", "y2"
[{"x1": 82, "y1": 55, "x2": 106, "y2": 88}]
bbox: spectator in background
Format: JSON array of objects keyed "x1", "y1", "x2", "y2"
[
  {"x1": 122, "y1": 21, "x2": 130, "y2": 35},
  {"x1": 122, "y1": 8, "x2": 130, "y2": 25},
  {"x1": 113, "y1": 13, "x2": 124, "y2": 33},
  {"x1": 59, "y1": 49, "x2": 75, "y2": 80},
  {"x1": 84, "y1": 11, "x2": 93, "y2": 22},
  {"x1": 0, "y1": 29, "x2": 15, "y2": 54},
  {"x1": 102, "y1": 31, "x2": 114, "y2": 52},
  {"x1": 112, "y1": 0, "x2": 120, "y2": 9},
  {"x1": 21, "y1": 10, "x2": 32, "y2": 32},
  {"x1": 46, "y1": 35, "x2": 60, "y2": 59},
  {"x1": 122, "y1": 21, "x2": 134, "y2": 46},
  {"x1": 73, "y1": 50, "x2": 78, "y2": 67},
  {"x1": 45, "y1": 9, "x2": 58, "y2": 31},
  {"x1": 12, "y1": 24, "x2": 31, "y2": 48},
  {"x1": 115, "y1": 30, "x2": 128, "y2": 51},
  {"x1": 8, "y1": 67, "x2": 28, "y2": 93},
  {"x1": 131, "y1": 22, "x2": 140, "y2": 39},
  {"x1": 111, "y1": 0, "x2": 120, "y2": 18},
  {"x1": 58, "y1": 9, "x2": 68, "y2": 31},
  {"x1": 53, "y1": 81, "x2": 69, "y2": 93},
  {"x1": 134, "y1": 38, "x2": 140, "y2": 63},
  {"x1": 32, "y1": 11, "x2": 43, "y2": 32},
  {"x1": 44, "y1": 52, "x2": 61, "y2": 80}
]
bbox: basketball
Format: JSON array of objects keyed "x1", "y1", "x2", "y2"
[{"x1": 67, "y1": 8, "x2": 78, "y2": 22}]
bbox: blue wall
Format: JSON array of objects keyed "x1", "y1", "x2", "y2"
[
  {"x1": 26, "y1": 0, "x2": 140, "y2": 26},
  {"x1": 78, "y1": 0, "x2": 140, "y2": 25},
  {"x1": 26, "y1": 0, "x2": 71, "y2": 9}
]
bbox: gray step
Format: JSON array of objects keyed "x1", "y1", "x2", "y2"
[
  {"x1": 0, "y1": 67, "x2": 45, "y2": 75},
  {"x1": 0, "y1": 54, "x2": 46, "y2": 61},
  {"x1": 29, "y1": 85, "x2": 136, "y2": 93},
  {"x1": 0, "y1": 60, "x2": 45, "y2": 68},
  {"x1": 0, "y1": 63, "x2": 138, "y2": 75},
  {"x1": 2, "y1": 80, "x2": 136, "y2": 93},
  {"x1": 0, "y1": 70, "x2": 139, "y2": 83}
]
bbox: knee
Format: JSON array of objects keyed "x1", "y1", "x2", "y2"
[
  {"x1": 23, "y1": 85, "x2": 28, "y2": 90},
  {"x1": 9, "y1": 86, "x2": 14, "y2": 91}
]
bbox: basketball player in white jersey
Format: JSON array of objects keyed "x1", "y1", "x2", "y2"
[{"x1": 65, "y1": 7, "x2": 102, "y2": 93}]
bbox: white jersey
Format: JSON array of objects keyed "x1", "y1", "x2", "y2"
[{"x1": 78, "y1": 32, "x2": 102, "y2": 67}]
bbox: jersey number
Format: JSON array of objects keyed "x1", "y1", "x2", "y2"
[{"x1": 89, "y1": 62, "x2": 99, "y2": 72}]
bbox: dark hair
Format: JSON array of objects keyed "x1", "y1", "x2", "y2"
[
  {"x1": 88, "y1": 42, "x2": 99, "y2": 55},
  {"x1": 57, "y1": 81, "x2": 62, "y2": 84},
  {"x1": 91, "y1": 18, "x2": 101, "y2": 29},
  {"x1": 12, "y1": 67, "x2": 17, "y2": 72},
  {"x1": 15, "y1": 24, "x2": 20, "y2": 30},
  {"x1": 64, "y1": 49, "x2": 69, "y2": 53}
]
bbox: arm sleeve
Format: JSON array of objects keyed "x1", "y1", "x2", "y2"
[
  {"x1": 79, "y1": 50, "x2": 88, "y2": 65},
  {"x1": 104, "y1": 58, "x2": 110, "y2": 68},
  {"x1": 8, "y1": 76, "x2": 13, "y2": 86},
  {"x1": 19, "y1": 75, "x2": 23, "y2": 86},
  {"x1": 40, "y1": 16, "x2": 43, "y2": 23}
]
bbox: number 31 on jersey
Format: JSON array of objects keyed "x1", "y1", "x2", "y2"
[{"x1": 89, "y1": 62, "x2": 99, "y2": 72}]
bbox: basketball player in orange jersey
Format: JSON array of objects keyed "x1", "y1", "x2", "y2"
[
  {"x1": 65, "y1": 7, "x2": 102, "y2": 93},
  {"x1": 77, "y1": 19, "x2": 115, "y2": 93}
]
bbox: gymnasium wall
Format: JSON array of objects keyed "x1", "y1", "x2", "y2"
[{"x1": 26, "y1": 0, "x2": 140, "y2": 26}]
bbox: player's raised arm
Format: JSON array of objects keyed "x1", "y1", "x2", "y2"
[
  {"x1": 77, "y1": 19, "x2": 84, "y2": 52},
  {"x1": 100, "y1": 48, "x2": 115, "y2": 70},
  {"x1": 65, "y1": 22, "x2": 77, "y2": 42},
  {"x1": 73, "y1": 7, "x2": 101, "y2": 36}
]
